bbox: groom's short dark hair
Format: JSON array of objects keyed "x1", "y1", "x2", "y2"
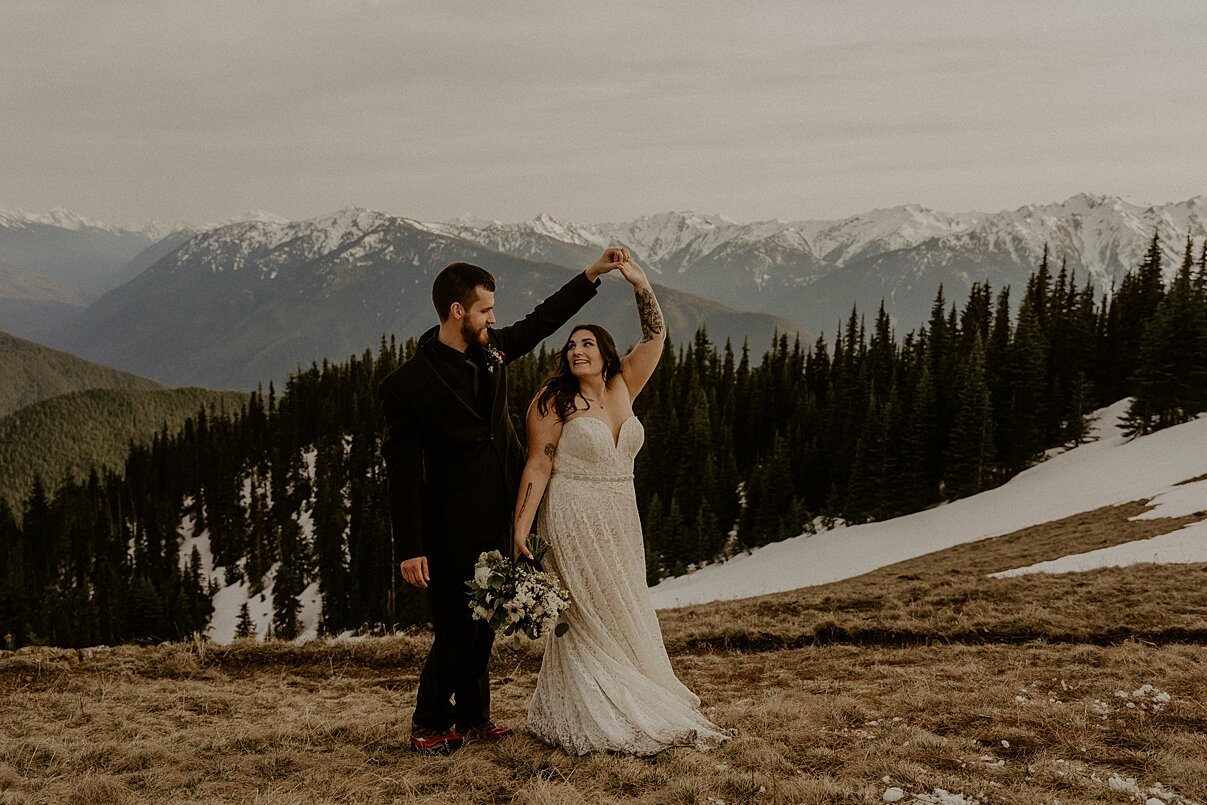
[{"x1": 433, "y1": 262, "x2": 496, "y2": 322}]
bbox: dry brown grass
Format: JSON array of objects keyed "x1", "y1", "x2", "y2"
[
  {"x1": 660, "y1": 501, "x2": 1207, "y2": 653},
  {"x1": 2, "y1": 501, "x2": 1206, "y2": 804}
]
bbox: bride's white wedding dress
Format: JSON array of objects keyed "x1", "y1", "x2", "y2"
[{"x1": 527, "y1": 414, "x2": 731, "y2": 755}]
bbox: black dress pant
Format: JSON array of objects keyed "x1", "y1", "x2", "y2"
[{"x1": 412, "y1": 549, "x2": 496, "y2": 731}]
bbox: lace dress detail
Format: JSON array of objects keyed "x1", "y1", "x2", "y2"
[{"x1": 527, "y1": 416, "x2": 732, "y2": 755}]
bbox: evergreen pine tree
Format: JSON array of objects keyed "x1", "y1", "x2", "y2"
[
  {"x1": 181, "y1": 546, "x2": 213, "y2": 634},
  {"x1": 235, "y1": 601, "x2": 256, "y2": 639},
  {"x1": 313, "y1": 438, "x2": 351, "y2": 633},
  {"x1": 944, "y1": 334, "x2": 996, "y2": 498},
  {"x1": 661, "y1": 496, "x2": 689, "y2": 577},
  {"x1": 1125, "y1": 236, "x2": 1207, "y2": 433},
  {"x1": 271, "y1": 560, "x2": 302, "y2": 640},
  {"x1": 126, "y1": 574, "x2": 166, "y2": 643},
  {"x1": 641, "y1": 492, "x2": 665, "y2": 585},
  {"x1": 1104, "y1": 232, "x2": 1165, "y2": 401},
  {"x1": 1001, "y1": 302, "x2": 1047, "y2": 472},
  {"x1": 0, "y1": 497, "x2": 27, "y2": 646}
]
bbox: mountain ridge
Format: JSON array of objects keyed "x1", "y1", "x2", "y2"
[
  {"x1": 46, "y1": 215, "x2": 801, "y2": 389},
  {"x1": 429, "y1": 193, "x2": 1207, "y2": 334},
  {"x1": 0, "y1": 209, "x2": 293, "y2": 311},
  {"x1": 10, "y1": 194, "x2": 1205, "y2": 374}
]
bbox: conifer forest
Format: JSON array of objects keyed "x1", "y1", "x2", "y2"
[{"x1": 2, "y1": 235, "x2": 1206, "y2": 648}]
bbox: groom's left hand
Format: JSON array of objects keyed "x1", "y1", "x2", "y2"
[{"x1": 401, "y1": 556, "x2": 429, "y2": 588}]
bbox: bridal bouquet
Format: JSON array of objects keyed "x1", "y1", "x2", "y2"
[{"x1": 466, "y1": 535, "x2": 571, "y2": 647}]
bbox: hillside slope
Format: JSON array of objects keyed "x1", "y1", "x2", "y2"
[
  {"x1": 0, "y1": 387, "x2": 248, "y2": 513},
  {"x1": 0, "y1": 211, "x2": 162, "y2": 299},
  {"x1": 652, "y1": 400, "x2": 1207, "y2": 608},
  {"x1": 0, "y1": 329, "x2": 163, "y2": 417},
  {"x1": 0, "y1": 261, "x2": 87, "y2": 340}
]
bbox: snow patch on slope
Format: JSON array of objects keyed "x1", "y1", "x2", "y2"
[{"x1": 651, "y1": 400, "x2": 1207, "y2": 609}]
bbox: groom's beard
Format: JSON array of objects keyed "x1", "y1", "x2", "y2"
[{"x1": 462, "y1": 319, "x2": 489, "y2": 347}]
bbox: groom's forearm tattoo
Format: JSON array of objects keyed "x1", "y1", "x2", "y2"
[{"x1": 636, "y1": 288, "x2": 664, "y2": 343}]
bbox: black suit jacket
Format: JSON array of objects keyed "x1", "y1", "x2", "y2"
[{"x1": 378, "y1": 272, "x2": 599, "y2": 563}]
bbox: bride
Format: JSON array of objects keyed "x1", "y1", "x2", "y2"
[{"x1": 511, "y1": 257, "x2": 731, "y2": 756}]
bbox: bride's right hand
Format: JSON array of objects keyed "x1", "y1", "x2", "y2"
[
  {"x1": 513, "y1": 533, "x2": 534, "y2": 561},
  {"x1": 618, "y1": 259, "x2": 649, "y2": 287}
]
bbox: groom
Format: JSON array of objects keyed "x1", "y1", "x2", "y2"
[{"x1": 378, "y1": 249, "x2": 625, "y2": 752}]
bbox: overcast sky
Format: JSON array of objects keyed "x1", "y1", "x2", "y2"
[{"x1": 3, "y1": 1, "x2": 1205, "y2": 227}]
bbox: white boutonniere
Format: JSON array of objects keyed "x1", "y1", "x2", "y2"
[{"x1": 483, "y1": 344, "x2": 505, "y2": 372}]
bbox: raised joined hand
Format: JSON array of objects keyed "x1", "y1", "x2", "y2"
[
  {"x1": 586, "y1": 247, "x2": 631, "y2": 281},
  {"x1": 618, "y1": 259, "x2": 649, "y2": 287}
]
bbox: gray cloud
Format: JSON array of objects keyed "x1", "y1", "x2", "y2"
[{"x1": 3, "y1": 0, "x2": 1205, "y2": 225}]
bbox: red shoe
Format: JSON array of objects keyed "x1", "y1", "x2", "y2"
[
  {"x1": 461, "y1": 721, "x2": 513, "y2": 744},
  {"x1": 410, "y1": 725, "x2": 463, "y2": 754}
]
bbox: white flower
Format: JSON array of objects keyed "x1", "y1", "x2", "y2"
[{"x1": 467, "y1": 551, "x2": 572, "y2": 639}]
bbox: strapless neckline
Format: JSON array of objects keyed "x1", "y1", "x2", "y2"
[{"x1": 564, "y1": 414, "x2": 637, "y2": 450}]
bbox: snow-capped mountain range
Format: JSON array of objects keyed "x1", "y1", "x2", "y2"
[
  {"x1": 432, "y1": 194, "x2": 1205, "y2": 279},
  {"x1": 44, "y1": 210, "x2": 799, "y2": 389},
  {"x1": 0, "y1": 208, "x2": 296, "y2": 338},
  {"x1": 428, "y1": 194, "x2": 1207, "y2": 334},
  {"x1": 430, "y1": 205, "x2": 979, "y2": 275},
  {"x1": 6, "y1": 193, "x2": 1205, "y2": 386},
  {"x1": 0, "y1": 206, "x2": 289, "y2": 241},
  {"x1": 169, "y1": 208, "x2": 400, "y2": 278},
  {"x1": 0, "y1": 207, "x2": 120, "y2": 234}
]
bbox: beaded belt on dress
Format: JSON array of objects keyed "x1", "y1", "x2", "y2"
[{"x1": 551, "y1": 470, "x2": 633, "y2": 483}]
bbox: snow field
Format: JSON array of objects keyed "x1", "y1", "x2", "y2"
[{"x1": 651, "y1": 401, "x2": 1207, "y2": 609}]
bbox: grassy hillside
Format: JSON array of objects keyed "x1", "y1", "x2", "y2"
[
  {"x1": 1, "y1": 498, "x2": 1204, "y2": 803},
  {"x1": 0, "y1": 387, "x2": 249, "y2": 514},
  {"x1": 0, "y1": 329, "x2": 163, "y2": 417}
]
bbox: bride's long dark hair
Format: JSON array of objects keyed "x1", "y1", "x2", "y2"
[{"x1": 536, "y1": 324, "x2": 623, "y2": 421}]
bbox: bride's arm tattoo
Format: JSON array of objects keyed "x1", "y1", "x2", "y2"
[
  {"x1": 636, "y1": 288, "x2": 664, "y2": 343},
  {"x1": 518, "y1": 482, "x2": 533, "y2": 518},
  {"x1": 544, "y1": 442, "x2": 556, "y2": 459}
]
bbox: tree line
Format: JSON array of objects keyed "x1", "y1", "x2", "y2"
[
  {"x1": 1, "y1": 234, "x2": 1204, "y2": 648},
  {"x1": 634, "y1": 235, "x2": 1207, "y2": 579}
]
